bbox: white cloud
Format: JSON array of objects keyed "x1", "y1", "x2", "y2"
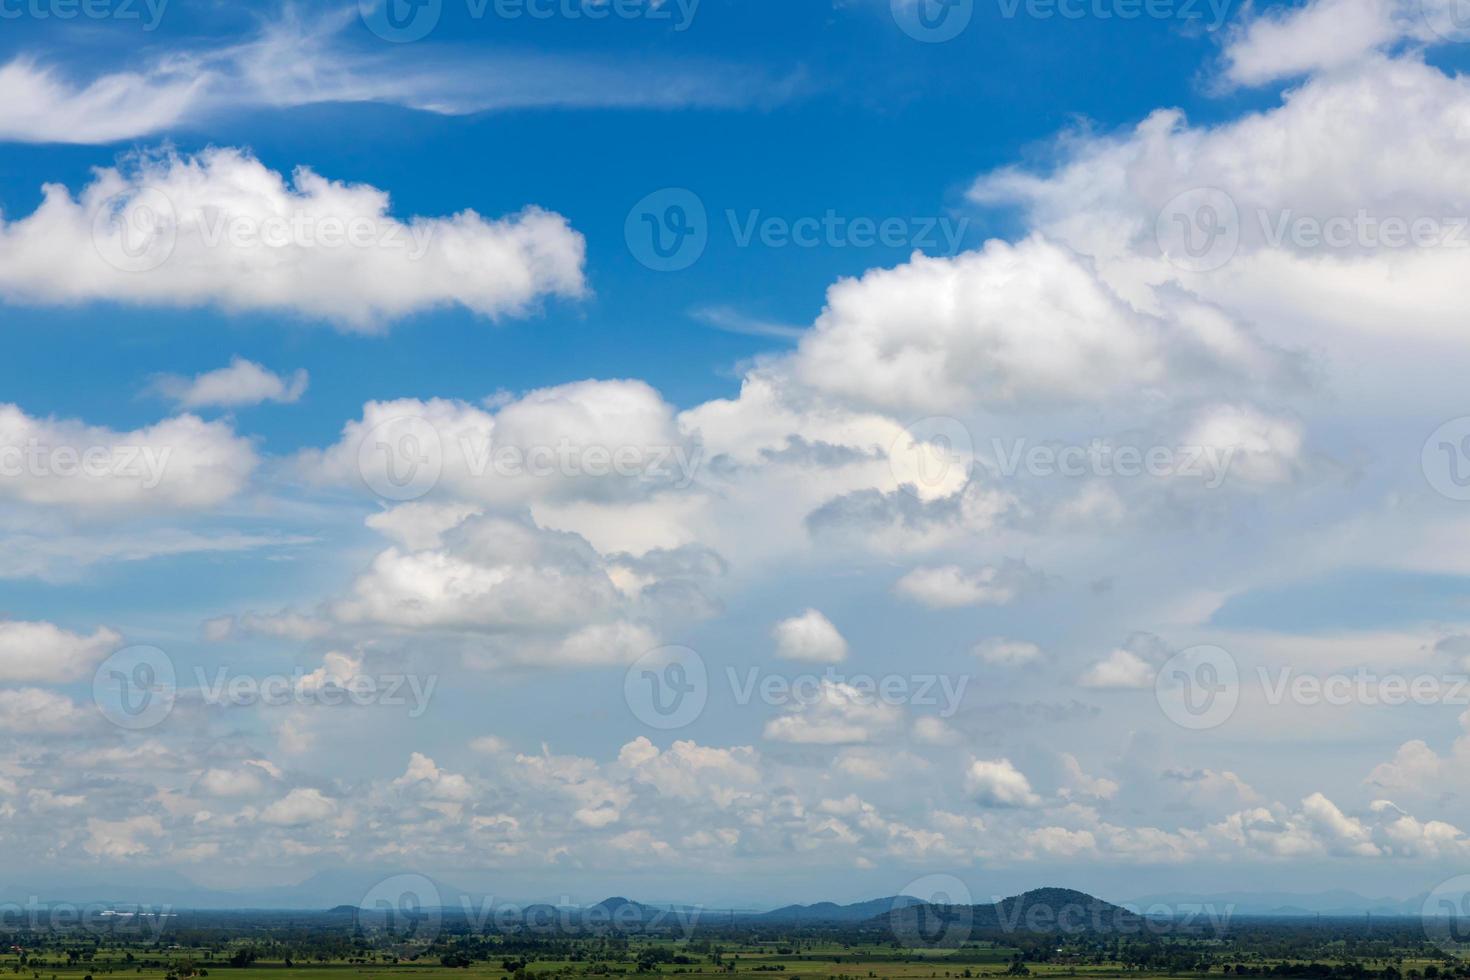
[
  {"x1": 259, "y1": 787, "x2": 337, "y2": 826},
  {"x1": 763, "y1": 680, "x2": 903, "y2": 744},
  {"x1": 966, "y1": 758, "x2": 1042, "y2": 808},
  {"x1": 1060, "y1": 753, "x2": 1120, "y2": 801},
  {"x1": 306, "y1": 379, "x2": 694, "y2": 505},
  {"x1": 84, "y1": 815, "x2": 163, "y2": 859},
  {"x1": 0, "y1": 58, "x2": 204, "y2": 144},
  {"x1": 789, "y1": 237, "x2": 1168, "y2": 415},
  {"x1": 197, "y1": 767, "x2": 268, "y2": 798},
  {"x1": 1, "y1": 147, "x2": 585, "y2": 329},
  {"x1": 0, "y1": 688, "x2": 94, "y2": 734},
  {"x1": 1182, "y1": 404, "x2": 1304, "y2": 486},
  {"x1": 1220, "y1": 0, "x2": 1408, "y2": 88},
  {"x1": 973, "y1": 638, "x2": 1043, "y2": 666},
  {"x1": 1299, "y1": 791, "x2": 1381, "y2": 857},
  {"x1": 618, "y1": 737, "x2": 762, "y2": 806},
  {"x1": 771, "y1": 609, "x2": 849, "y2": 663},
  {"x1": 0, "y1": 11, "x2": 801, "y2": 144},
  {"x1": 0, "y1": 620, "x2": 122, "y2": 683},
  {"x1": 153, "y1": 357, "x2": 308, "y2": 409},
  {"x1": 1078, "y1": 648, "x2": 1156, "y2": 689},
  {"x1": 0, "y1": 404, "x2": 256, "y2": 513},
  {"x1": 330, "y1": 515, "x2": 626, "y2": 633},
  {"x1": 894, "y1": 562, "x2": 1033, "y2": 608}
]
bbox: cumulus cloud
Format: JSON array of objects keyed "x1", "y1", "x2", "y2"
[
  {"x1": 966, "y1": 758, "x2": 1042, "y2": 808},
  {"x1": 763, "y1": 680, "x2": 903, "y2": 744},
  {"x1": 152, "y1": 357, "x2": 308, "y2": 409},
  {"x1": 0, "y1": 620, "x2": 122, "y2": 683},
  {"x1": 973, "y1": 638, "x2": 1043, "y2": 667},
  {"x1": 0, "y1": 405, "x2": 255, "y2": 513},
  {"x1": 788, "y1": 237, "x2": 1169, "y2": 415},
  {"x1": 894, "y1": 561, "x2": 1037, "y2": 609},
  {"x1": 1078, "y1": 648, "x2": 1156, "y2": 689},
  {"x1": 1219, "y1": 0, "x2": 1411, "y2": 88},
  {"x1": 0, "y1": 688, "x2": 96, "y2": 734},
  {"x1": 305, "y1": 379, "x2": 696, "y2": 505},
  {"x1": 771, "y1": 609, "x2": 849, "y2": 663},
  {"x1": 1, "y1": 148, "x2": 586, "y2": 329},
  {"x1": 259, "y1": 787, "x2": 337, "y2": 826}
]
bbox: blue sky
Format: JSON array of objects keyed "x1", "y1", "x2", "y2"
[{"x1": 4, "y1": 0, "x2": 1470, "y2": 909}]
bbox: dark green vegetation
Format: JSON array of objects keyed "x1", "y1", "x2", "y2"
[{"x1": 0, "y1": 888, "x2": 1463, "y2": 980}]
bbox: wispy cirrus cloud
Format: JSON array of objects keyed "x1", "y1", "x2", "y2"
[{"x1": 0, "y1": 6, "x2": 807, "y2": 144}]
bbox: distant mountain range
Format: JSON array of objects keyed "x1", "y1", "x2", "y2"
[{"x1": 0, "y1": 872, "x2": 1428, "y2": 922}]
